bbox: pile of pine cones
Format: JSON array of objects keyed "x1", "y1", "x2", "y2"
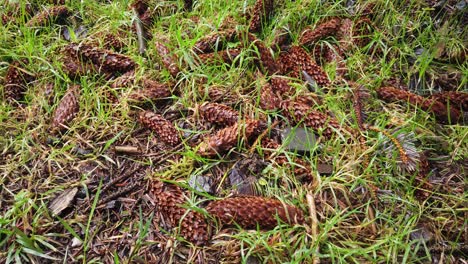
[{"x1": 2, "y1": 0, "x2": 466, "y2": 250}]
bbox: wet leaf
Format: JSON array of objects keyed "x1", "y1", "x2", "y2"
[
  {"x1": 281, "y1": 126, "x2": 317, "y2": 153},
  {"x1": 49, "y1": 187, "x2": 78, "y2": 216},
  {"x1": 188, "y1": 175, "x2": 214, "y2": 193}
]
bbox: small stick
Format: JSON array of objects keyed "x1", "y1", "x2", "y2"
[
  {"x1": 133, "y1": 8, "x2": 146, "y2": 54},
  {"x1": 307, "y1": 193, "x2": 320, "y2": 264},
  {"x1": 114, "y1": 145, "x2": 141, "y2": 155}
]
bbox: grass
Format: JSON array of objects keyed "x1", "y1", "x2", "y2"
[{"x1": 0, "y1": 0, "x2": 467, "y2": 263}]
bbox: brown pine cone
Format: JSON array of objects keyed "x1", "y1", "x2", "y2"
[
  {"x1": 138, "y1": 111, "x2": 180, "y2": 146},
  {"x1": 377, "y1": 86, "x2": 461, "y2": 123},
  {"x1": 154, "y1": 41, "x2": 180, "y2": 78},
  {"x1": 151, "y1": 180, "x2": 210, "y2": 246},
  {"x1": 269, "y1": 76, "x2": 294, "y2": 95},
  {"x1": 279, "y1": 46, "x2": 330, "y2": 87},
  {"x1": 199, "y1": 102, "x2": 239, "y2": 126},
  {"x1": 299, "y1": 17, "x2": 341, "y2": 47},
  {"x1": 184, "y1": 0, "x2": 193, "y2": 11},
  {"x1": 271, "y1": 28, "x2": 292, "y2": 52},
  {"x1": 206, "y1": 196, "x2": 304, "y2": 229},
  {"x1": 429, "y1": 91, "x2": 468, "y2": 111},
  {"x1": 198, "y1": 119, "x2": 264, "y2": 157},
  {"x1": 109, "y1": 70, "x2": 136, "y2": 88},
  {"x1": 259, "y1": 83, "x2": 281, "y2": 110},
  {"x1": 244, "y1": 33, "x2": 279, "y2": 75},
  {"x1": 353, "y1": 17, "x2": 373, "y2": 48},
  {"x1": 249, "y1": 0, "x2": 274, "y2": 33},
  {"x1": 193, "y1": 29, "x2": 238, "y2": 54},
  {"x1": 61, "y1": 55, "x2": 96, "y2": 79},
  {"x1": 128, "y1": 79, "x2": 172, "y2": 104},
  {"x1": 102, "y1": 33, "x2": 126, "y2": 51},
  {"x1": 336, "y1": 18, "x2": 353, "y2": 53},
  {"x1": 197, "y1": 48, "x2": 242, "y2": 65},
  {"x1": 26, "y1": 5, "x2": 71, "y2": 27},
  {"x1": 281, "y1": 100, "x2": 339, "y2": 139},
  {"x1": 51, "y1": 85, "x2": 80, "y2": 133},
  {"x1": 3, "y1": 60, "x2": 35, "y2": 102},
  {"x1": 64, "y1": 43, "x2": 136, "y2": 74}
]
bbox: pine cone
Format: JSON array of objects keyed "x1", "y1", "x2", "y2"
[
  {"x1": 154, "y1": 41, "x2": 180, "y2": 78},
  {"x1": 259, "y1": 83, "x2": 281, "y2": 110},
  {"x1": 336, "y1": 18, "x2": 353, "y2": 53},
  {"x1": 279, "y1": 46, "x2": 330, "y2": 87},
  {"x1": 61, "y1": 55, "x2": 96, "y2": 79},
  {"x1": 244, "y1": 33, "x2": 279, "y2": 75},
  {"x1": 184, "y1": 0, "x2": 193, "y2": 10},
  {"x1": 51, "y1": 85, "x2": 80, "y2": 132},
  {"x1": 110, "y1": 70, "x2": 136, "y2": 88},
  {"x1": 269, "y1": 76, "x2": 294, "y2": 95},
  {"x1": 377, "y1": 86, "x2": 461, "y2": 123},
  {"x1": 26, "y1": 5, "x2": 71, "y2": 27},
  {"x1": 199, "y1": 102, "x2": 239, "y2": 126},
  {"x1": 128, "y1": 79, "x2": 172, "y2": 104},
  {"x1": 197, "y1": 48, "x2": 242, "y2": 65},
  {"x1": 198, "y1": 119, "x2": 264, "y2": 157},
  {"x1": 353, "y1": 17, "x2": 373, "y2": 48},
  {"x1": 64, "y1": 43, "x2": 136, "y2": 74},
  {"x1": 206, "y1": 196, "x2": 304, "y2": 229},
  {"x1": 299, "y1": 17, "x2": 341, "y2": 47},
  {"x1": 193, "y1": 29, "x2": 238, "y2": 54},
  {"x1": 3, "y1": 59, "x2": 35, "y2": 102},
  {"x1": 138, "y1": 111, "x2": 180, "y2": 146},
  {"x1": 249, "y1": 0, "x2": 274, "y2": 33},
  {"x1": 429, "y1": 91, "x2": 468, "y2": 111},
  {"x1": 150, "y1": 180, "x2": 210, "y2": 246},
  {"x1": 101, "y1": 33, "x2": 126, "y2": 51},
  {"x1": 271, "y1": 28, "x2": 292, "y2": 52},
  {"x1": 281, "y1": 100, "x2": 339, "y2": 139}
]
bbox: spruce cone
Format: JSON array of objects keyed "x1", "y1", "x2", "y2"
[
  {"x1": 64, "y1": 43, "x2": 136, "y2": 74},
  {"x1": 271, "y1": 28, "x2": 292, "y2": 52},
  {"x1": 151, "y1": 180, "x2": 209, "y2": 246},
  {"x1": 336, "y1": 18, "x2": 353, "y2": 53},
  {"x1": 259, "y1": 83, "x2": 281, "y2": 110},
  {"x1": 128, "y1": 79, "x2": 172, "y2": 104},
  {"x1": 198, "y1": 119, "x2": 264, "y2": 157},
  {"x1": 154, "y1": 41, "x2": 180, "y2": 78},
  {"x1": 199, "y1": 102, "x2": 239, "y2": 126},
  {"x1": 110, "y1": 70, "x2": 136, "y2": 88},
  {"x1": 61, "y1": 55, "x2": 96, "y2": 79},
  {"x1": 206, "y1": 196, "x2": 304, "y2": 229},
  {"x1": 279, "y1": 46, "x2": 330, "y2": 87},
  {"x1": 3, "y1": 60, "x2": 35, "y2": 102},
  {"x1": 244, "y1": 33, "x2": 279, "y2": 75},
  {"x1": 26, "y1": 5, "x2": 71, "y2": 27},
  {"x1": 197, "y1": 48, "x2": 242, "y2": 65},
  {"x1": 193, "y1": 29, "x2": 238, "y2": 54},
  {"x1": 102, "y1": 33, "x2": 126, "y2": 51},
  {"x1": 51, "y1": 85, "x2": 80, "y2": 132},
  {"x1": 138, "y1": 111, "x2": 180, "y2": 146},
  {"x1": 299, "y1": 17, "x2": 341, "y2": 47},
  {"x1": 353, "y1": 17, "x2": 373, "y2": 48},
  {"x1": 249, "y1": 0, "x2": 274, "y2": 33},
  {"x1": 429, "y1": 91, "x2": 468, "y2": 111},
  {"x1": 377, "y1": 86, "x2": 461, "y2": 123},
  {"x1": 184, "y1": 0, "x2": 193, "y2": 11},
  {"x1": 270, "y1": 76, "x2": 294, "y2": 95},
  {"x1": 281, "y1": 100, "x2": 339, "y2": 138}
]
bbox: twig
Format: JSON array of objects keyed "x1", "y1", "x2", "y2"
[
  {"x1": 98, "y1": 181, "x2": 140, "y2": 206},
  {"x1": 306, "y1": 193, "x2": 320, "y2": 264},
  {"x1": 133, "y1": 8, "x2": 146, "y2": 54}
]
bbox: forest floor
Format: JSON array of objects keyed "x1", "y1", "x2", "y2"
[{"x1": 0, "y1": 0, "x2": 467, "y2": 263}]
